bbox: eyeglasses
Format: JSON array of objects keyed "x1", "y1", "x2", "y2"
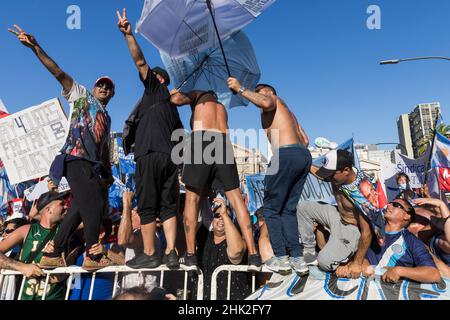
[{"x1": 4, "y1": 228, "x2": 15, "y2": 234}]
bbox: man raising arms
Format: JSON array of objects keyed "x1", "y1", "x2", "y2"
[
  {"x1": 118, "y1": 9, "x2": 183, "y2": 269},
  {"x1": 228, "y1": 78, "x2": 312, "y2": 274},
  {"x1": 8, "y1": 25, "x2": 115, "y2": 270}
]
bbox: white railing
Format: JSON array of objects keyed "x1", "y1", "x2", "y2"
[
  {"x1": 210, "y1": 265, "x2": 274, "y2": 300},
  {"x1": 0, "y1": 265, "x2": 203, "y2": 300}
]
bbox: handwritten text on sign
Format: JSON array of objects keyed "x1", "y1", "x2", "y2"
[{"x1": 0, "y1": 98, "x2": 67, "y2": 185}]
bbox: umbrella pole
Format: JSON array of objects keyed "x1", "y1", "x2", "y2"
[{"x1": 206, "y1": 0, "x2": 231, "y2": 77}]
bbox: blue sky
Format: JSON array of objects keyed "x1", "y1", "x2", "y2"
[{"x1": 1, "y1": 0, "x2": 450, "y2": 155}]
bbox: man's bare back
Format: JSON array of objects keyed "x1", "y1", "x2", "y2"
[{"x1": 191, "y1": 100, "x2": 228, "y2": 133}]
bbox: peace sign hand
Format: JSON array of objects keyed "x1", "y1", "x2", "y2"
[
  {"x1": 7, "y1": 24, "x2": 38, "y2": 49},
  {"x1": 117, "y1": 8, "x2": 132, "y2": 35}
]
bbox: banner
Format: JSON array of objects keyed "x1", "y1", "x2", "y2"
[
  {"x1": 245, "y1": 174, "x2": 334, "y2": 215},
  {"x1": 116, "y1": 137, "x2": 135, "y2": 175},
  {"x1": 431, "y1": 131, "x2": 450, "y2": 169},
  {"x1": 381, "y1": 149, "x2": 429, "y2": 201},
  {"x1": 0, "y1": 98, "x2": 67, "y2": 185},
  {"x1": 247, "y1": 269, "x2": 450, "y2": 300}
]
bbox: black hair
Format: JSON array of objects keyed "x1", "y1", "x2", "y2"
[
  {"x1": 255, "y1": 83, "x2": 277, "y2": 96},
  {"x1": 396, "y1": 172, "x2": 410, "y2": 184}
]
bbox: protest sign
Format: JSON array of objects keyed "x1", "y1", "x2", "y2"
[
  {"x1": 0, "y1": 98, "x2": 67, "y2": 185},
  {"x1": 245, "y1": 173, "x2": 334, "y2": 215}
]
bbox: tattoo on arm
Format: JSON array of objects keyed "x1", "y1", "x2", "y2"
[
  {"x1": 0, "y1": 253, "x2": 20, "y2": 271},
  {"x1": 242, "y1": 91, "x2": 275, "y2": 110}
]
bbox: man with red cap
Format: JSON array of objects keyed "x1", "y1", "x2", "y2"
[{"x1": 8, "y1": 24, "x2": 116, "y2": 269}]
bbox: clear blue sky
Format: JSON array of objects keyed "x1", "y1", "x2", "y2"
[{"x1": 1, "y1": 0, "x2": 449, "y2": 154}]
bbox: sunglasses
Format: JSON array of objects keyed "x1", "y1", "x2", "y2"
[
  {"x1": 389, "y1": 202, "x2": 414, "y2": 214},
  {"x1": 95, "y1": 82, "x2": 113, "y2": 90},
  {"x1": 4, "y1": 228, "x2": 15, "y2": 234}
]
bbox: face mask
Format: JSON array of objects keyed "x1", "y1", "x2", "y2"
[{"x1": 398, "y1": 183, "x2": 408, "y2": 191}]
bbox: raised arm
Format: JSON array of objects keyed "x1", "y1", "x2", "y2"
[
  {"x1": 117, "y1": 191, "x2": 139, "y2": 249},
  {"x1": 214, "y1": 199, "x2": 246, "y2": 264},
  {"x1": 117, "y1": 8, "x2": 149, "y2": 80},
  {"x1": 227, "y1": 77, "x2": 276, "y2": 111},
  {"x1": 8, "y1": 25, "x2": 73, "y2": 93}
]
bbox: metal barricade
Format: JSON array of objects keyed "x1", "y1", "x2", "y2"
[
  {"x1": 0, "y1": 265, "x2": 203, "y2": 300},
  {"x1": 210, "y1": 265, "x2": 274, "y2": 300}
]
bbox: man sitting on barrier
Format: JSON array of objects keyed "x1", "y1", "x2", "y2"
[
  {"x1": 0, "y1": 191, "x2": 68, "y2": 300},
  {"x1": 363, "y1": 199, "x2": 441, "y2": 284},
  {"x1": 196, "y1": 197, "x2": 251, "y2": 300}
]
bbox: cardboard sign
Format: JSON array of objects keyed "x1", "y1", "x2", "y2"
[{"x1": 0, "y1": 98, "x2": 67, "y2": 185}]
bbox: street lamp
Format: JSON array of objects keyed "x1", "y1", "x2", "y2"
[{"x1": 380, "y1": 56, "x2": 450, "y2": 65}]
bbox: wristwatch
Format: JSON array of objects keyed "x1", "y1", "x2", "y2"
[{"x1": 238, "y1": 86, "x2": 246, "y2": 95}]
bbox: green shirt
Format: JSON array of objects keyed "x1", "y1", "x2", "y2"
[{"x1": 19, "y1": 223, "x2": 64, "y2": 300}]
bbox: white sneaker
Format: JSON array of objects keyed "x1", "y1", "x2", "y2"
[
  {"x1": 289, "y1": 256, "x2": 309, "y2": 276},
  {"x1": 264, "y1": 256, "x2": 291, "y2": 274}
]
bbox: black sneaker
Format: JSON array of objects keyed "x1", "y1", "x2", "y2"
[
  {"x1": 163, "y1": 250, "x2": 180, "y2": 269},
  {"x1": 248, "y1": 253, "x2": 262, "y2": 272},
  {"x1": 179, "y1": 253, "x2": 198, "y2": 267},
  {"x1": 126, "y1": 253, "x2": 162, "y2": 269}
]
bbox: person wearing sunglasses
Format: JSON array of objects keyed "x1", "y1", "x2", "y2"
[
  {"x1": 196, "y1": 198, "x2": 251, "y2": 300},
  {"x1": 363, "y1": 199, "x2": 441, "y2": 284},
  {"x1": 8, "y1": 24, "x2": 115, "y2": 270}
]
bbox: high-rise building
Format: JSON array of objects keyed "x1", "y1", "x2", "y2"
[
  {"x1": 397, "y1": 114, "x2": 414, "y2": 158},
  {"x1": 408, "y1": 103, "x2": 440, "y2": 158}
]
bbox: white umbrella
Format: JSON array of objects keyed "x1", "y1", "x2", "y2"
[{"x1": 136, "y1": 0, "x2": 276, "y2": 59}]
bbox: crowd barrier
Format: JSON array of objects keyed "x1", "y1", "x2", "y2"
[{"x1": 0, "y1": 265, "x2": 204, "y2": 300}]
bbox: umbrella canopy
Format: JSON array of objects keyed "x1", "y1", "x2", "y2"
[
  {"x1": 161, "y1": 31, "x2": 260, "y2": 109},
  {"x1": 136, "y1": 0, "x2": 276, "y2": 58}
]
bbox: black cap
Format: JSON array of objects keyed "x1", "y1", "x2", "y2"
[
  {"x1": 36, "y1": 191, "x2": 68, "y2": 211},
  {"x1": 316, "y1": 149, "x2": 354, "y2": 180},
  {"x1": 152, "y1": 67, "x2": 170, "y2": 86}
]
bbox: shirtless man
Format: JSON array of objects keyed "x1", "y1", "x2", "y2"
[
  {"x1": 170, "y1": 90, "x2": 261, "y2": 270},
  {"x1": 227, "y1": 78, "x2": 312, "y2": 274},
  {"x1": 296, "y1": 150, "x2": 373, "y2": 278}
]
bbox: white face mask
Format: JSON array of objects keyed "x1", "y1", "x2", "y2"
[{"x1": 398, "y1": 183, "x2": 408, "y2": 191}]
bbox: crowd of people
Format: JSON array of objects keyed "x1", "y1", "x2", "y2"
[{"x1": 0, "y1": 8, "x2": 449, "y2": 300}]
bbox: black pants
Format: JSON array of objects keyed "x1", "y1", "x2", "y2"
[
  {"x1": 46, "y1": 160, "x2": 105, "y2": 260},
  {"x1": 136, "y1": 152, "x2": 179, "y2": 225}
]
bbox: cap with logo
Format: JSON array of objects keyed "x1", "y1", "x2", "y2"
[{"x1": 315, "y1": 149, "x2": 354, "y2": 180}]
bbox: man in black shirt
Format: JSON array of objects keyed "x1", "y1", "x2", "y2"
[{"x1": 118, "y1": 9, "x2": 183, "y2": 269}]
